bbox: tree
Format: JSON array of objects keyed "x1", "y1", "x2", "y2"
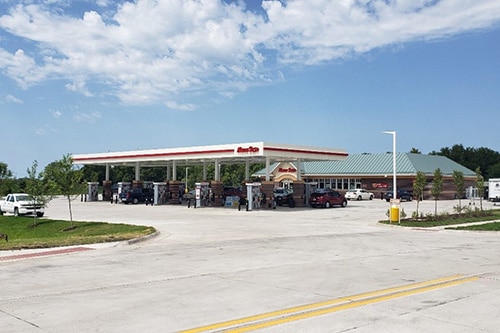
[
  {"x1": 413, "y1": 171, "x2": 427, "y2": 217},
  {"x1": 0, "y1": 162, "x2": 20, "y2": 195},
  {"x1": 431, "y1": 168, "x2": 443, "y2": 216},
  {"x1": 475, "y1": 167, "x2": 485, "y2": 211},
  {"x1": 44, "y1": 154, "x2": 85, "y2": 228},
  {"x1": 431, "y1": 144, "x2": 500, "y2": 180},
  {"x1": 409, "y1": 148, "x2": 421, "y2": 154},
  {"x1": 0, "y1": 162, "x2": 12, "y2": 194},
  {"x1": 487, "y1": 162, "x2": 500, "y2": 179},
  {"x1": 25, "y1": 160, "x2": 55, "y2": 226},
  {"x1": 452, "y1": 170, "x2": 465, "y2": 211},
  {"x1": 0, "y1": 162, "x2": 12, "y2": 179}
]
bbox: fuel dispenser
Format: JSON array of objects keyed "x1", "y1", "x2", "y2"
[
  {"x1": 245, "y1": 182, "x2": 262, "y2": 211},
  {"x1": 87, "y1": 182, "x2": 99, "y2": 201},
  {"x1": 153, "y1": 182, "x2": 167, "y2": 205},
  {"x1": 195, "y1": 182, "x2": 210, "y2": 208}
]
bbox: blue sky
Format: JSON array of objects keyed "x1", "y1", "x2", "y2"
[{"x1": 1, "y1": 0, "x2": 499, "y2": 177}]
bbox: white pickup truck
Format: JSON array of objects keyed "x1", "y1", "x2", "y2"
[{"x1": 0, "y1": 193, "x2": 45, "y2": 217}]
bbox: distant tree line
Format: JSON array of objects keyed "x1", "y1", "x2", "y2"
[{"x1": 429, "y1": 144, "x2": 500, "y2": 180}]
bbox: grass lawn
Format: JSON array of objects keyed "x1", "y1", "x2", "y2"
[
  {"x1": 0, "y1": 215, "x2": 156, "y2": 250},
  {"x1": 379, "y1": 209, "x2": 500, "y2": 231}
]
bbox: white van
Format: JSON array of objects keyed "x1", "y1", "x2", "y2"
[{"x1": 488, "y1": 179, "x2": 500, "y2": 203}]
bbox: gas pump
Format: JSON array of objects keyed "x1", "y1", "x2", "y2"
[
  {"x1": 87, "y1": 182, "x2": 99, "y2": 201},
  {"x1": 153, "y1": 182, "x2": 167, "y2": 205},
  {"x1": 245, "y1": 182, "x2": 261, "y2": 211},
  {"x1": 195, "y1": 182, "x2": 210, "y2": 208}
]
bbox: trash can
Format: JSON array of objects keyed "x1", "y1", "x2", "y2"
[{"x1": 390, "y1": 199, "x2": 400, "y2": 223}]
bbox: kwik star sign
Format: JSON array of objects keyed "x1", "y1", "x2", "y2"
[{"x1": 236, "y1": 146, "x2": 260, "y2": 154}]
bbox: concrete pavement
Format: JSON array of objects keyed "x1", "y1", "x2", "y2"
[{"x1": 1, "y1": 197, "x2": 499, "y2": 332}]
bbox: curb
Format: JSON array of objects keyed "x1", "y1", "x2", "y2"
[{"x1": 125, "y1": 230, "x2": 161, "y2": 245}]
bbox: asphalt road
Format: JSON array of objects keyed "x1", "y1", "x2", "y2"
[{"x1": 1, "y1": 197, "x2": 499, "y2": 332}]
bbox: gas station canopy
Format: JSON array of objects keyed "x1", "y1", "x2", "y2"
[{"x1": 72, "y1": 142, "x2": 348, "y2": 168}]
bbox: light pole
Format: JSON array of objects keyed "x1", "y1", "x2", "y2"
[
  {"x1": 185, "y1": 167, "x2": 189, "y2": 193},
  {"x1": 382, "y1": 131, "x2": 397, "y2": 200}
]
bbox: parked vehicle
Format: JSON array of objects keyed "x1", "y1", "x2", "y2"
[
  {"x1": 273, "y1": 188, "x2": 294, "y2": 206},
  {"x1": 119, "y1": 188, "x2": 154, "y2": 204},
  {"x1": 309, "y1": 190, "x2": 347, "y2": 208},
  {"x1": 345, "y1": 189, "x2": 374, "y2": 201},
  {"x1": 488, "y1": 179, "x2": 500, "y2": 203},
  {"x1": 384, "y1": 189, "x2": 413, "y2": 202},
  {"x1": 183, "y1": 190, "x2": 196, "y2": 201},
  {"x1": 0, "y1": 193, "x2": 45, "y2": 217}
]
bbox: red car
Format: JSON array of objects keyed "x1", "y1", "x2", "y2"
[{"x1": 309, "y1": 190, "x2": 347, "y2": 208}]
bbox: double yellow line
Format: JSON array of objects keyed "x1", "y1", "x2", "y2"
[{"x1": 180, "y1": 274, "x2": 478, "y2": 333}]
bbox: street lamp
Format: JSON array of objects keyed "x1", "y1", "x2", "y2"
[{"x1": 382, "y1": 131, "x2": 397, "y2": 200}]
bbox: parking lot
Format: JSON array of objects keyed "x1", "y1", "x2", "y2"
[{"x1": 1, "y1": 197, "x2": 499, "y2": 332}]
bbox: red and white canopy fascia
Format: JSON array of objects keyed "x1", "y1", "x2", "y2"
[{"x1": 72, "y1": 142, "x2": 348, "y2": 168}]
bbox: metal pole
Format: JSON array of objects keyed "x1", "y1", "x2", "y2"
[
  {"x1": 392, "y1": 131, "x2": 397, "y2": 200},
  {"x1": 382, "y1": 131, "x2": 397, "y2": 200}
]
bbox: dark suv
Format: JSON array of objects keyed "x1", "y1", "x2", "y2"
[
  {"x1": 273, "y1": 188, "x2": 294, "y2": 206},
  {"x1": 309, "y1": 190, "x2": 347, "y2": 208},
  {"x1": 384, "y1": 189, "x2": 413, "y2": 202},
  {"x1": 119, "y1": 188, "x2": 154, "y2": 204}
]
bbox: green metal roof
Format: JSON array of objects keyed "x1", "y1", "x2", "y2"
[{"x1": 254, "y1": 153, "x2": 475, "y2": 177}]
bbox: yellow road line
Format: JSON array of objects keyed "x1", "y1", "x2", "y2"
[
  {"x1": 179, "y1": 274, "x2": 477, "y2": 333},
  {"x1": 227, "y1": 275, "x2": 479, "y2": 332}
]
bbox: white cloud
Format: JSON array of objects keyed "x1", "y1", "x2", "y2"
[
  {"x1": 5, "y1": 94, "x2": 23, "y2": 104},
  {"x1": 35, "y1": 127, "x2": 46, "y2": 136},
  {"x1": 34, "y1": 123, "x2": 57, "y2": 136},
  {"x1": 51, "y1": 109, "x2": 62, "y2": 118},
  {"x1": 165, "y1": 100, "x2": 196, "y2": 111},
  {"x1": 73, "y1": 111, "x2": 102, "y2": 123},
  {"x1": 0, "y1": 0, "x2": 499, "y2": 106},
  {"x1": 65, "y1": 80, "x2": 93, "y2": 97}
]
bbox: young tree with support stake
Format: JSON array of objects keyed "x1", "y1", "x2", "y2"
[
  {"x1": 25, "y1": 160, "x2": 55, "y2": 226},
  {"x1": 475, "y1": 167, "x2": 485, "y2": 211},
  {"x1": 413, "y1": 171, "x2": 427, "y2": 217},
  {"x1": 431, "y1": 168, "x2": 443, "y2": 216},
  {"x1": 44, "y1": 154, "x2": 85, "y2": 229},
  {"x1": 452, "y1": 170, "x2": 465, "y2": 212}
]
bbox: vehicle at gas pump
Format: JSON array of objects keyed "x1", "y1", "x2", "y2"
[
  {"x1": 183, "y1": 190, "x2": 196, "y2": 201},
  {"x1": 119, "y1": 188, "x2": 154, "y2": 204},
  {"x1": 309, "y1": 189, "x2": 347, "y2": 208},
  {"x1": 273, "y1": 187, "x2": 294, "y2": 206}
]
